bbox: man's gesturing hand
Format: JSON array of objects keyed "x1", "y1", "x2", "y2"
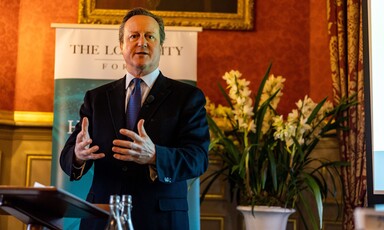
[
  {"x1": 74, "y1": 117, "x2": 105, "y2": 165},
  {"x1": 112, "y1": 119, "x2": 156, "y2": 165}
]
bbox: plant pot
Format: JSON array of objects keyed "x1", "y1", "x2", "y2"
[{"x1": 237, "y1": 205, "x2": 295, "y2": 230}]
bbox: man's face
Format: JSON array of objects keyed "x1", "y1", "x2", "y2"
[{"x1": 120, "y1": 15, "x2": 162, "y2": 76}]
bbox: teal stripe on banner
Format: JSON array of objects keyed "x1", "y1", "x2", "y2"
[{"x1": 51, "y1": 78, "x2": 112, "y2": 229}]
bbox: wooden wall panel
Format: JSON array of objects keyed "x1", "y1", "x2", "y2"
[
  {"x1": 25, "y1": 154, "x2": 52, "y2": 187},
  {"x1": 0, "y1": 125, "x2": 52, "y2": 230}
]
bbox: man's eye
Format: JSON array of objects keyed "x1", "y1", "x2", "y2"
[{"x1": 129, "y1": 35, "x2": 138, "y2": 40}]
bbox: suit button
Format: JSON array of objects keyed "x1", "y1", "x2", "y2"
[{"x1": 122, "y1": 166, "x2": 128, "y2": 172}]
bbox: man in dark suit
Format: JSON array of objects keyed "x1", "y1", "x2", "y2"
[{"x1": 60, "y1": 7, "x2": 209, "y2": 230}]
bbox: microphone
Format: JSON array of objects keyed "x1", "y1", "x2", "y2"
[{"x1": 145, "y1": 95, "x2": 155, "y2": 104}]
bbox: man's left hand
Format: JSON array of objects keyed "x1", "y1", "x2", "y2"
[{"x1": 112, "y1": 119, "x2": 156, "y2": 164}]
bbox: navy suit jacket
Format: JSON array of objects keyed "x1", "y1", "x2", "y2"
[{"x1": 60, "y1": 73, "x2": 209, "y2": 230}]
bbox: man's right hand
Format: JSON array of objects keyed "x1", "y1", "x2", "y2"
[{"x1": 74, "y1": 117, "x2": 105, "y2": 165}]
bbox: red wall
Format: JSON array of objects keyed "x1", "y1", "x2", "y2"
[
  {"x1": 0, "y1": 1, "x2": 19, "y2": 110},
  {"x1": 0, "y1": 0, "x2": 332, "y2": 116}
]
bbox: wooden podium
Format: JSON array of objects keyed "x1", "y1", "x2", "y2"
[{"x1": 0, "y1": 186, "x2": 109, "y2": 230}]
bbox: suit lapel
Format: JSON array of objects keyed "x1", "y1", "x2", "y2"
[
  {"x1": 106, "y1": 74, "x2": 172, "y2": 135},
  {"x1": 106, "y1": 77, "x2": 126, "y2": 139},
  {"x1": 139, "y1": 74, "x2": 172, "y2": 122}
]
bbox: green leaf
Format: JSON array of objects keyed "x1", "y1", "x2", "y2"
[
  {"x1": 218, "y1": 83, "x2": 235, "y2": 110},
  {"x1": 303, "y1": 173, "x2": 323, "y2": 229},
  {"x1": 306, "y1": 97, "x2": 327, "y2": 124},
  {"x1": 254, "y1": 62, "x2": 272, "y2": 109},
  {"x1": 298, "y1": 192, "x2": 320, "y2": 230},
  {"x1": 260, "y1": 158, "x2": 269, "y2": 190},
  {"x1": 267, "y1": 148, "x2": 278, "y2": 191}
]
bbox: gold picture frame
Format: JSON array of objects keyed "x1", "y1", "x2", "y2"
[{"x1": 78, "y1": 0, "x2": 254, "y2": 30}]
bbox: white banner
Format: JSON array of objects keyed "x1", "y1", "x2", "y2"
[{"x1": 53, "y1": 24, "x2": 201, "y2": 81}]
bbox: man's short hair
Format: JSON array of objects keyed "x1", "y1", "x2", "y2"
[{"x1": 119, "y1": 7, "x2": 165, "y2": 46}]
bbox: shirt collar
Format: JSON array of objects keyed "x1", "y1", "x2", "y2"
[{"x1": 125, "y1": 69, "x2": 160, "y2": 89}]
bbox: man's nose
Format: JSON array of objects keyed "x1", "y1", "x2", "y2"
[{"x1": 137, "y1": 36, "x2": 148, "y2": 48}]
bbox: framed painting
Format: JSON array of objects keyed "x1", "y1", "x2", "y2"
[{"x1": 78, "y1": 0, "x2": 254, "y2": 30}]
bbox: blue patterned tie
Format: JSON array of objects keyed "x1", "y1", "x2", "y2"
[{"x1": 126, "y1": 78, "x2": 142, "y2": 130}]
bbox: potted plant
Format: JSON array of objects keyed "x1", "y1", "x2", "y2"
[{"x1": 201, "y1": 64, "x2": 356, "y2": 230}]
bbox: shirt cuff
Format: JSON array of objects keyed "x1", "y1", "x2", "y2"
[
  {"x1": 72, "y1": 162, "x2": 86, "y2": 180},
  {"x1": 149, "y1": 164, "x2": 158, "y2": 181}
]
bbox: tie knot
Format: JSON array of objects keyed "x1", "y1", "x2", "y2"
[
  {"x1": 132, "y1": 78, "x2": 141, "y2": 86},
  {"x1": 130, "y1": 78, "x2": 142, "y2": 95}
]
